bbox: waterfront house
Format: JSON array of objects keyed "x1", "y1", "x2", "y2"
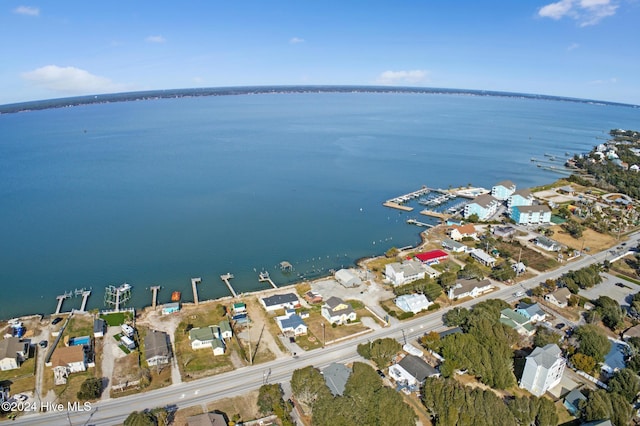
[
  {"x1": 545, "y1": 288, "x2": 572, "y2": 309},
  {"x1": 161, "y1": 302, "x2": 180, "y2": 315},
  {"x1": 322, "y1": 297, "x2": 357, "y2": 325},
  {"x1": 389, "y1": 355, "x2": 438, "y2": 387},
  {"x1": 218, "y1": 320, "x2": 233, "y2": 339},
  {"x1": 335, "y1": 269, "x2": 362, "y2": 288},
  {"x1": 121, "y1": 324, "x2": 135, "y2": 338},
  {"x1": 276, "y1": 312, "x2": 308, "y2": 336},
  {"x1": 304, "y1": 291, "x2": 323, "y2": 304},
  {"x1": 519, "y1": 344, "x2": 565, "y2": 397},
  {"x1": 534, "y1": 236, "x2": 561, "y2": 252},
  {"x1": 448, "y1": 279, "x2": 494, "y2": 300},
  {"x1": 187, "y1": 412, "x2": 228, "y2": 426},
  {"x1": 210, "y1": 339, "x2": 225, "y2": 356},
  {"x1": 447, "y1": 224, "x2": 477, "y2": 241},
  {"x1": 385, "y1": 259, "x2": 427, "y2": 286},
  {"x1": 51, "y1": 345, "x2": 86, "y2": 385},
  {"x1": 500, "y1": 309, "x2": 535, "y2": 336},
  {"x1": 232, "y1": 302, "x2": 247, "y2": 315},
  {"x1": 260, "y1": 293, "x2": 301, "y2": 311},
  {"x1": 563, "y1": 389, "x2": 587, "y2": 415},
  {"x1": 93, "y1": 318, "x2": 106, "y2": 338},
  {"x1": 0, "y1": 337, "x2": 29, "y2": 371},
  {"x1": 507, "y1": 189, "x2": 535, "y2": 211},
  {"x1": 413, "y1": 249, "x2": 449, "y2": 265},
  {"x1": 463, "y1": 194, "x2": 499, "y2": 221},
  {"x1": 322, "y1": 363, "x2": 352, "y2": 396},
  {"x1": 511, "y1": 205, "x2": 552, "y2": 225},
  {"x1": 144, "y1": 330, "x2": 171, "y2": 367},
  {"x1": 469, "y1": 248, "x2": 496, "y2": 267},
  {"x1": 491, "y1": 180, "x2": 517, "y2": 201},
  {"x1": 441, "y1": 238, "x2": 467, "y2": 253},
  {"x1": 515, "y1": 302, "x2": 546, "y2": 322},
  {"x1": 189, "y1": 327, "x2": 217, "y2": 350},
  {"x1": 394, "y1": 294, "x2": 433, "y2": 314},
  {"x1": 121, "y1": 335, "x2": 136, "y2": 350}
]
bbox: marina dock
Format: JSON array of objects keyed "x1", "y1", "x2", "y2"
[
  {"x1": 382, "y1": 201, "x2": 414, "y2": 211},
  {"x1": 383, "y1": 186, "x2": 432, "y2": 211},
  {"x1": 420, "y1": 209, "x2": 451, "y2": 220},
  {"x1": 220, "y1": 273, "x2": 237, "y2": 297},
  {"x1": 258, "y1": 271, "x2": 278, "y2": 289}
]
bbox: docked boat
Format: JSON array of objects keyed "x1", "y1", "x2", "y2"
[{"x1": 171, "y1": 291, "x2": 181, "y2": 301}]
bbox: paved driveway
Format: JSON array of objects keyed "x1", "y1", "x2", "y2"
[{"x1": 579, "y1": 272, "x2": 640, "y2": 309}]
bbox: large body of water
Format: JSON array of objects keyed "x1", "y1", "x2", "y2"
[{"x1": 1, "y1": 92, "x2": 639, "y2": 319}]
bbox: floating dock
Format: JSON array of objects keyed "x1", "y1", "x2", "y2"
[
  {"x1": 220, "y1": 273, "x2": 237, "y2": 297},
  {"x1": 383, "y1": 186, "x2": 432, "y2": 211},
  {"x1": 258, "y1": 271, "x2": 278, "y2": 289}
]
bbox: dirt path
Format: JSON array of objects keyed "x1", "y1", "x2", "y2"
[
  {"x1": 244, "y1": 298, "x2": 285, "y2": 359},
  {"x1": 100, "y1": 326, "x2": 126, "y2": 400}
]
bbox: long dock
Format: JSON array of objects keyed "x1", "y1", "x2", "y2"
[
  {"x1": 258, "y1": 271, "x2": 278, "y2": 289},
  {"x1": 383, "y1": 201, "x2": 414, "y2": 211},
  {"x1": 79, "y1": 291, "x2": 91, "y2": 312},
  {"x1": 191, "y1": 278, "x2": 201, "y2": 305},
  {"x1": 383, "y1": 186, "x2": 433, "y2": 211},
  {"x1": 220, "y1": 273, "x2": 237, "y2": 297},
  {"x1": 406, "y1": 219, "x2": 434, "y2": 228},
  {"x1": 54, "y1": 291, "x2": 72, "y2": 314},
  {"x1": 150, "y1": 286, "x2": 160, "y2": 309},
  {"x1": 420, "y1": 209, "x2": 451, "y2": 220}
]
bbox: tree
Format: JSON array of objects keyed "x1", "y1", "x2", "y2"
[
  {"x1": 356, "y1": 338, "x2": 401, "y2": 368},
  {"x1": 77, "y1": 377, "x2": 102, "y2": 400},
  {"x1": 438, "y1": 271, "x2": 457, "y2": 287},
  {"x1": 570, "y1": 353, "x2": 596, "y2": 373},
  {"x1": 594, "y1": 296, "x2": 624, "y2": 330},
  {"x1": 124, "y1": 411, "x2": 157, "y2": 426},
  {"x1": 468, "y1": 213, "x2": 479, "y2": 223},
  {"x1": 291, "y1": 366, "x2": 331, "y2": 414},
  {"x1": 420, "y1": 331, "x2": 441, "y2": 351},
  {"x1": 581, "y1": 389, "x2": 633, "y2": 426},
  {"x1": 574, "y1": 324, "x2": 611, "y2": 363},
  {"x1": 608, "y1": 368, "x2": 640, "y2": 403},
  {"x1": 257, "y1": 383, "x2": 284, "y2": 415},
  {"x1": 533, "y1": 326, "x2": 561, "y2": 348},
  {"x1": 442, "y1": 307, "x2": 469, "y2": 327}
]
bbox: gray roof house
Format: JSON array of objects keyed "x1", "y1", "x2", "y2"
[
  {"x1": 519, "y1": 344, "x2": 566, "y2": 397},
  {"x1": 260, "y1": 293, "x2": 300, "y2": 311},
  {"x1": 448, "y1": 279, "x2": 494, "y2": 300},
  {"x1": 144, "y1": 330, "x2": 171, "y2": 366},
  {"x1": 322, "y1": 363, "x2": 352, "y2": 396},
  {"x1": 515, "y1": 302, "x2": 546, "y2": 322},
  {"x1": 0, "y1": 337, "x2": 29, "y2": 371},
  {"x1": 389, "y1": 355, "x2": 438, "y2": 387},
  {"x1": 544, "y1": 288, "x2": 572, "y2": 309},
  {"x1": 322, "y1": 297, "x2": 357, "y2": 325},
  {"x1": 535, "y1": 236, "x2": 561, "y2": 252},
  {"x1": 563, "y1": 388, "x2": 587, "y2": 415},
  {"x1": 93, "y1": 318, "x2": 106, "y2": 338}
]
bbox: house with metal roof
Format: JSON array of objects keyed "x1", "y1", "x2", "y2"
[
  {"x1": 218, "y1": 320, "x2": 233, "y2": 339},
  {"x1": 441, "y1": 238, "x2": 467, "y2": 253},
  {"x1": 500, "y1": 309, "x2": 535, "y2": 336},
  {"x1": 413, "y1": 249, "x2": 449, "y2": 265},
  {"x1": 491, "y1": 180, "x2": 517, "y2": 201},
  {"x1": 260, "y1": 293, "x2": 301, "y2": 311},
  {"x1": 520, "y1": 344, "x2": 565, "y2": 396},
  {"x1": 563, "y1": 388, "x2": 587, "y2": 415},
  {"x1": 322, "y1": 363, "x2": 352, "y2": 396},
  {"x1": 144, "y1": 330, "x2": 171, "y2": 366},
  {"x1": 389, "y1": 355, "x2": 438, "y2": 387},
  {"x1": 448, "y1": 279, "x2": 494, "y2": 300},
  {"x1": 469, "y1": 248, "x2": 496, "y2": 267},
  {"x1": 189, "y1": 327, "x2": 217, "y2": 350},
  {"x1": 515, "y1": 302, "x2": 546, "y2": 322},
  {"x1": 335, "y1": 268, "x2": 362, "y2": 288},
  {"x1": 394, "y1": 294, "x2": 433, "y2": 314},
  {"x1": 93, "y1": 318, "x2": 106, "y2": 338},
  {"x1": 535, "y1": 236, "x2": 561, "y2": 252}
]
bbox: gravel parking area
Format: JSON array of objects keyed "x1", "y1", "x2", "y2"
[{"x1": 579, "y1": 272, "x2": 640, "y2": 309}]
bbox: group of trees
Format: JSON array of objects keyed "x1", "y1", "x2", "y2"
[
  {"x1": 291, "y1": 362, "x2": 416, "y2": 426},
  {"x1": 560, "y1": 264, "x2": 603, "y2": 293},
  {"x1": 569, "y1": 324, "x2": 611, "y2": 372},
  {"x1": 77, "y1": 377, "x2": 103, "y2": 401},
  {"x1": 421, "y1": 377, "x2": 557, "y2": 426},
  {"x1": 257, "y1": 384, "x2": 293, "y2": 425},
  {"x1": 590, "y1": 296, "x2": 624, "y2": 330},
  {"x1": 356, "y1": 338, "x2": 401, "y2": 368},
  {"x1": 392, "y1": 277, "x2": 443, "y2": 302}
]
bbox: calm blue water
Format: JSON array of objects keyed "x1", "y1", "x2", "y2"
[{"x1": 1, "y1": 93, "x2": 638, "y2": 319}]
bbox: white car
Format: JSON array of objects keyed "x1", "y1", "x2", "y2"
[
  {"x1": 514, "y1": 291, "x2": 525, "y2": 297},
  {"x1": 14, "y1": 394, "x2": 27, "y2": 402}
]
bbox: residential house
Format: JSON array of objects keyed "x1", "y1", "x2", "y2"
[
  {"x1": 493, "y1": 226, "x2": 517, "y2": 239},
  {"x1": 544, "y1": 288, "x2": 572, "y2": 309},
  {"x1": 500, "y1": 309, "x2": 535, "y2": 336},
  {"x1": 557, "y1": 185, "x2": 574, "y2": 195},
  {"x1": 260, "y1": 293, "x2": 301, "y2": 311},
  {"x1": 448, "y1": 279, "x2": 494, "y2": 300},
  {"x1": 441, "y1": 238, "x2": 467, "y2": 253},
  {"x1": 144, "y1": 330, "x2": 171, "y2": 367},
  {"x1": 535, "y1": 236, "x2": 561, "y2": 252},
  {"x1": 232, "y1": 302, "x2": 247, "y2": 315},
  {"x1": 161, "y1": 302, "x2": 180, "y2": 315},
  {"x1": 93, "y1": 318, "x2": 106, "y2": 338},
  {"x1": 276, "y1": 312, "x2": 308, "y2": 336},
  {"x1": 515, "y1": 303, "x2": 546, "y2": 322},
  {"x1": 469, "y1": 248, "x2": 496, "y2": 267},
  {"x1": 321, "y1": 297, "x2": 357, "y2": 325},
  {"x1": 322, "y1": 363, "x2": 352, "y2": 396},
  {"x1": 447, "y1": 224, "x2": 477, "y2": 241},
  {"x1": 189, "y1": 327, "x2": 217, "y2": 350},
  {"x1": 389, "y1": 355, "x2": 438, "y2": 387},
  {"x1": 508, "y1": 189, "x2": 535, "y2": 211},
  {"x1": 491, "y1": 180, "x2": 517, "y2": 201},
  {"x1": 385, "y1": 259, "x2": 426, "y2": 286},
  {"x1": 218, "y1": 320, "x2": 233, "y2": 339},
  {"x1": 121, "y1": 335, "x2": 136, "y2": 350},
  {"x1": 463, "y1": 194, "x2": 499, "y2": 221},
  {"x1": 304, "y1": 291, "x2": 323, "y2": 304},
  {"x1": 51, "y1": 345, "x2": 86, "y2": 385},
  {"x1": 187, "y1": 412, "x2": 228, "y2": 426},
  {"x1": 0, "y1": 337, "x2": 30, "y2": 371},
  {"x1": 414, "y1": 249, "x2": 449, "y2": 265},
  {"x1": 511, "y1": 205, "x2": 552, "y2": 225},
  {"x1": 121, "y1": 324, "x2": 135, "y2": 338},
  {"x1": 210, "y1": 339, "x2": 225, "y2": 356},
  {"x1": 563, "y1": 389, "x2": 587, "y2": 415},
  {"x1": 394, "y1": 294, "x2": 433, "y2": 314},
  {"x1": 512, "y1": 262, "x2": 527, "y2": 274},
  {"x1": 335, "y1": 269, "x2": 362, "y2": 288},
  {"x1": 519, "y1": 344, "x2": 566, "y2": 397}
]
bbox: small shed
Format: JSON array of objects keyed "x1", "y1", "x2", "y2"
[
  {"x1": 335, "y1": 269, "x2": 362, "y2": 288},
  {"x1": 162, "y1": 302, "x2": 180, "y2": 315}
]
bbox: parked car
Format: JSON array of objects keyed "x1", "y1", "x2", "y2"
[
  {"x1": 555, "y1": 323, "x2": 565, "y2": 330},
  {"x1": 376, "y1": 369, "x2": 386, "y2": 378},
  {"x1": 289, "y1": 337, "x2": 295, "y2": 343},
  {"x1": 14, "y1": 394, "x2": 27, "y2": 402},
  {"x1": 51, "y1": 317, "x2": 62, "y2": 325},
  {"x1": 39, "y1": 340, "x2": 48, "y2": 348}
]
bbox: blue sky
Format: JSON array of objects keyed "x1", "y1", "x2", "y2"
[{"x1": 2, "y1": 0, "x2": 639, "y2": 105}]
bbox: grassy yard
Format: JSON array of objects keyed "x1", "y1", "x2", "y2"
[
  {"x1": 100, "y1": 311, "x2": 133, "y2": 326},
  {"x1": 42, "y1": 368, "x2": 97, "y2": 405},
  {"x1": 304, "y1": 311, "x2": 368, "y2": 345},
  {"x1": 493, "y1": 240, "x2": 559, "y2": 272},
  {"x1": 550, "y1": 226, "x2": 618, "y2": 253},
  {"x1": 206, "y1": 389, "x2": 261, "y2": 424},
  {"x1": 0, "y1": 356, "x2": 36, "y2": 395},
  {"x1": 65, "y1": 315, "x2": 94, "y2": 339},
  {"x1": 110, "y1": 350, "x2": 172, "y2": 398}
]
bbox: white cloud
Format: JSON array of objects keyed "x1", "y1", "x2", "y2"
[
  {"x1": 567, "y1": 42, "x2": 580, "y2": 50},
  {"x1": 14, "y1": 6, "x2": 40, "y2": 16},
  {"x1": 538, "y1": 0, "x2": 618, "y2": 26},
  {"x1": 21, "y1": 65, "x2": 125, "y2": 94},
  {"x1": 289, "y1": 37, "x2": 305, "y2": 44},
  {"x1": 589, "y1": 77, "x2": 617, "y2": 84},
  {"x1": 376, "y1": 70, "x2": 430, "y2": 85},
  {"x1": 145, "y1": 35, "x2": 166, "y2": 43}
]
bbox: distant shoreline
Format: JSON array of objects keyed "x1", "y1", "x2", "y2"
[{"x1": 1, "y1": 85, "x2": 638, "y2": 114}]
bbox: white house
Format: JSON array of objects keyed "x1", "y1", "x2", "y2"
[
  {"x1": 388, "y1": 355, "x2": 439, "y2": 387},
  {"x1": 93, "y1": 319, "x2": 106, "y2": 338},
  {"x1": 385, "y1": 259, "x2": 426, "y2": 286},
  {"x1": 491, "y1": 180, "x2": 517, "y2": 201},
  {"x1": 519, "y1": 344, "x2": 566, "y2": 397},
  {"x1": 322, "y1": 297, "x2": 357, "y2": 325},
  {"x1": 218, "y1": 320, "x2": 233, "y2": 339},
  {"x1": 260, "y1": 293, "x2": 301, "y2": 311},
  {"x1": 515, "y1": 303, "x2": 546, "y2": 322},
  {"x1": 448, "y1": 279, "x2": 494, "y2": 300},
  {"x1": 544, "y1": 288, "x2": 572, "y2": 309},
  {"x1": 189, "y1": 327, "x2": 217, "y2": 350},
  {"x1": 447, "y1": 224, "x2": 477, "y2": 241},
  {"x1": 121, "y1": 324, "x2": 135, "y2": 338},
  {"x1": 394, "y1": 294, "x2": 433, "y2": 314},
  {"x1": 511, "y1": 205, "x2": 551, "y2": 225},
  {"x1": 441, "y1": 238, "x2": 467, "y2": 253},
  {"x1": 0, "y1": 337, "x2": 29, "y2": 371},
  {"x1": 335, "y1": 269, "x2": 362, "y2": 288},
  {"x1": 535, "y1": 236, "x2": 561, "y2": 252},
  {"x1": 276, "y1": 312, "x2": 308, "y2": 336},
  {"x1": 469, "y1": 248, "x2": 496, "y2": 267}
]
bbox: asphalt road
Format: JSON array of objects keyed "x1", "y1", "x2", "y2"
[{"x1": 7, "y1": 232, "x2": 639, "y2": 426}]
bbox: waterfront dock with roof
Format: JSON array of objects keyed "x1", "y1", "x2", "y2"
[{"x1": 258, "y1": 271, "x2": 278, "y2": 289}]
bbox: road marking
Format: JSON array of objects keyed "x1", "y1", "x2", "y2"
[
  {"x1": 180, "y1": 394, "x2": 185, "y2": 399},
  {"x1": 194, "y1": 390, "x2": 199, "y2": 395}
]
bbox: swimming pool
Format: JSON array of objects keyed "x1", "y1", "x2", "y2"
[{"x1": 69, "y1": 336, "x2": 90, "y2": 346}]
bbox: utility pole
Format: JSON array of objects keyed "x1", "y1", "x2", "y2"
[
  {"x1": 248, "y1": 318, "x2": 253, "y2": 365},
  {"x1": 401, "y1": 329, "x2": 407, "y2": 346},
  {"x1": 321, "y1": 322, "x2": 325, "y2": 348}
]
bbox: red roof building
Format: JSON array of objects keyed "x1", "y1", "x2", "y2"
[{"x1": 412, "y1": 250, "x2": 449, "y2": 264}]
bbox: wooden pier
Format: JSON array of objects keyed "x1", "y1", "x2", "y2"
[
  {"x1": 420, "y1": 209, "x2": 451, "y2": 220},
  {"x1": 79, "y1": 291, "x2": 91, "y2": 312},
  {"x1": 191, "y1": 278, "x2": 201, "y2": 305},
  {"x1": 54, "y1": 292, "x2": 71, "y2": 315},
  {"x1": 383, "y1": 201, "x2": 414, "y2": 211},
  {"x1": 406, "y1": 219, "x2": 434, "y2": 228},
  {"x1": 220, "y1": 273, "x2": 237, "y2": 297},
  {"x1": 258, "y1": 271, "x2": 278, "y2": 289},
  {"x1": 150, "y1": 286, "x2": 160, "y2": 309},
  {"x1": 383, "y1": 186, "x2": 433, "y2": 211}
]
